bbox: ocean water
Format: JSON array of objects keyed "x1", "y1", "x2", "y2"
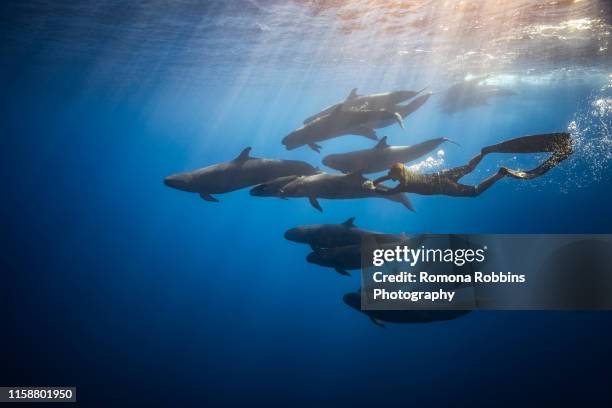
[{"x1": 1, "y1": 1, "x2": 612, "y2": 406}]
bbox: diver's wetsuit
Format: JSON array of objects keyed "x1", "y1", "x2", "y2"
[{"x1": 373, "y1": 133, "x2": 573, "y2": 197}]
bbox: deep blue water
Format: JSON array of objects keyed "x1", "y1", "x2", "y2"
[{"x1": 1, "y1": 1, "x2": 612, "y2": 406}]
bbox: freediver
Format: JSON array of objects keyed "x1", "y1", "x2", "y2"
[{"x1": 367, "y1": 133, "x2": 573, "y2": 197}]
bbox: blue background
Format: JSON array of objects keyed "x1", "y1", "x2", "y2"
[{"x1": 1, "y1": 1, "x2": 612, "y2": 406}]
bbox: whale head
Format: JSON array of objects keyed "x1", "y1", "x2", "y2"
[
  {"x1": 249, "y1": 175, "x2": 299, "y2": 197},
  {"x1": 163, "y1": 172, "x2": 194, "y2": 192},
  {"x1": 321, "y1": 153, "x2": 351, "y2": 172},
  {"x1": 342, "y1": 292, "x2": 361, "y2": 311},
  {"x1": 282, "y1": 127, "x2": 308, "y2": 150},
  {"x1": 306, "y1": 251, "x2": 327, "y2": 266},
  {"x1": 284, "y1": 225, "x2": 316, "y2": 244}
]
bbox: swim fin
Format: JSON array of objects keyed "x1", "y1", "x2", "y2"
[
  {"x1": 479, "y1": 133, "x2": 573, "y2": 181},
  {"x1": 482, "y1": 133, "x2": 571, "y2": 155}
]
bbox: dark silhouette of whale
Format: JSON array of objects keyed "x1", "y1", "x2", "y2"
[
  {"x1": 343, "y1": 291, "x2": 472, "y2": 327},
  {"x1": 249, "y1": 172, "x2": 414, "y2": 212},
  {"x1": 284, "y1": 217, "x2": 406, "y2": 249},
  {"x1": 361, "y1": 93, "x2": 432, "y2": 129},
  {"x1": 440, "y1": 76, "x2": 515, "y2": 114},
  {"x1": 282, "y1": 105, "x2": 404, "y2": 153},
  {"x1": 303, "y1": 88, "x2": 427, "y2": 124},
  {"x1": 306, "y1": 244, "x2": 362, "y2": 276},
  {"x1": 322, "y1": 136, "x2": 452, "y2": 174},
  {"x1": 164, "y1": 147, "x2": 318, "y2": 202},
  {"x1": 305, "y1": 234, "x2": 427, "y2": 276}
]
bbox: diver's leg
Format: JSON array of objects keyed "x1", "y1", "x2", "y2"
[
  {"x1": 445, "y1": 150, "x2": 570, "y2": 197},
  {"x1": 441, "y1": 152, "x2": 486, "y2": 182},
  {"x1": 438, "y1": 168, "x2": 507, "y2": 197},
  {"x1": 439, "y1": 182, "x2": 478, "y2": 197},
  {"x1": 473, "y1": 168, "x2": 509, "y2": 195}
]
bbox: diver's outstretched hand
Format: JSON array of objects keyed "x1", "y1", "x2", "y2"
[{"x1": 362, "y1": 180, "x2": 376, "y2": 190}]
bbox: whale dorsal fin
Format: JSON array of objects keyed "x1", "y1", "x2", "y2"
[
  {"x1": 345, "y1": 88, "x2": 358, "y2": 102},
  {"x1": 234, "y1": 147, "x2": 252, "y2": 163},
  {"x1": 374, "y1": 136, "x2": 389, "y2": 149},
  {"x1": 342, "y1": 217, "x2": 356, "y2": 228}
]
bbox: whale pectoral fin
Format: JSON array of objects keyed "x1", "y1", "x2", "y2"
[
  {"x1": 351, "y1": 126, "x2": 377, "y2": 141},
  {"x1": 335, "y1": 267, "x2": 351, "y2": 276},
  {"x1": 369, "y1": 316, "x2": 386, "y2": 328},
  {"x1": 199, "y1": 192, "x2": 219, "y2": 202},
  {"x1": 393, "y1": 112, "x2": 405, "y2": 129},
  {"x1": 308, "y1": 143, "x2": 322, "y2": 153},
  {"x1": 308, "y1": 196, "x2": 323, "y2": 212}
]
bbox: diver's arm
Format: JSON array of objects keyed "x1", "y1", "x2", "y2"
[
  {"x1": 363, "y1": 177, "x2": 403, "y2": 195},
  {"x1": 373, "y1": 174, "x2": 392, "y2": 185},
  {"x1": 372, "y1": 172, "x2": 404, "y2": 195},
  {"x1": 375, "y1": 184, "x2": 404, "y2": 196}
]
